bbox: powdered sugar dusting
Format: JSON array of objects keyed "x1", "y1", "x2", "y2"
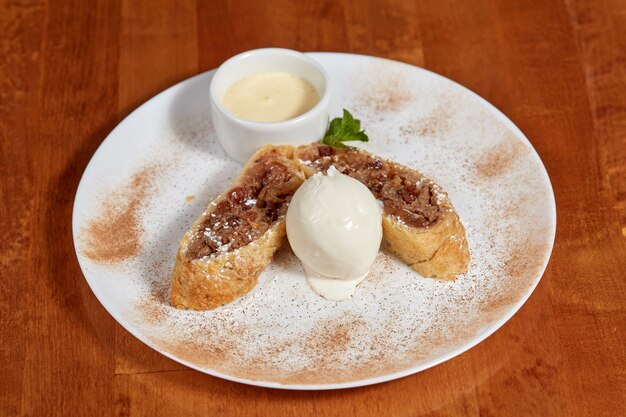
[{"x1": 73, "y1": 54, "x2": 555, "y2": 388}]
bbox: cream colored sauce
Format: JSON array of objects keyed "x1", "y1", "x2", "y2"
[
  {"x1": 222, "y1": 72, "x2": 320, "y2": 122},
  {"x1": 305, "y1": 267, "x2": 369, "y2": 301}
]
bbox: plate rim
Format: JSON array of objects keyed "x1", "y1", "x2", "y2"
[{"x1": 72, "y1": 52, "x2": 557, "y2": 390}]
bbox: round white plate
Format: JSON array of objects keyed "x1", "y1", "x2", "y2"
[{"x1": 72, "y1": 53, "x2": 556, "y2": 390}]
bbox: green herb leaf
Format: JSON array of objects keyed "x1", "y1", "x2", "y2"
[{"x1": 321, "y1": 109, "x2": 369, "y2": 148}]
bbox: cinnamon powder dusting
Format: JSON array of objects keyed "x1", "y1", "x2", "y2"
[
  {"x1": 135, "y1": 278, "x2": 171, "y2": 325},
  {"x1": 475, "y1": 138, "x2": 529, "y2": 180},
  {"x1": 356, "y1": 63, "x2": 412, "y2": 113},
  {"x1": 80, "y1": 164, "x2": 159, "y2": 264},
  {"x1": 400, "y1": 100, "x2": 453, "y2": 138},
  {"x1": 364, "y1": 76, "x2": 412, "y2": 113},
  {"x1": 479, "y1": 238, "x2": 550, "y2": 315}
]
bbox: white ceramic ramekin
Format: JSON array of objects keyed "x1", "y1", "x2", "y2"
[{"x1": 209, "y1": 48, "x2": 331, "y2": 163}]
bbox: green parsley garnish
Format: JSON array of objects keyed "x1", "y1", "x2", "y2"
[{"x1": 321, "y1": 109, "x2": 369, "y2": 148}]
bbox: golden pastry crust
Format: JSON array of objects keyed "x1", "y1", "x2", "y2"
[
  {"x1": 170, "y1": 145, "x2": 304, "y2": 310},
  {"x1": 294, "y1": 144, "x2": 470, "y2": 279},
  {"x1": 383, "y1": 209, "x2": 469, "y2": 279}
]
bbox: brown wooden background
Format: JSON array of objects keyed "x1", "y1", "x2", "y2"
[{"x1": 1, "y1": 0, "x2": 625, "y2": 416}]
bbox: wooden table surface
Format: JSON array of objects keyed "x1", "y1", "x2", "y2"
[{"x1": 2, "y1": 0, "x2": 625, "y2": 415}]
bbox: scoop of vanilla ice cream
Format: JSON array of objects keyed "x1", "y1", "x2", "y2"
[{"x1": 286, "y1": 166, "x2": 382, "y2": 299}]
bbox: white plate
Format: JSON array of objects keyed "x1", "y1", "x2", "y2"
[{"x1": 72, "y1": 53, "x2": 556, "y2": 390}]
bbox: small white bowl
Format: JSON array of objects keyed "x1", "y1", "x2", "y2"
[{"x1": 209, "y1": 48, "x2": 331, "y2": 163}]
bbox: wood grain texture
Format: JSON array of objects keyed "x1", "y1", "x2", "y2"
[{"x1": 1, "y1": 0, "x2": 625, "y2": 416}]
